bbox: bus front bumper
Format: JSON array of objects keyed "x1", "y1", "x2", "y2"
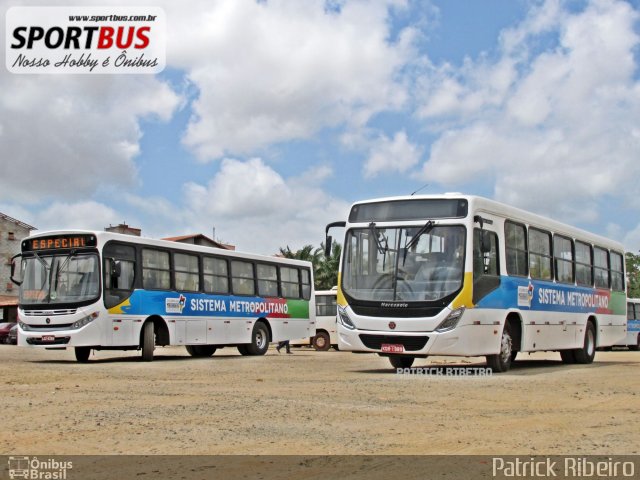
[
  {"x1": 337, "y1": 323, "x2": 502, "y2": 357},
  {"x1": 18, "y1": 318, "x2": 103, "y2": 348}
]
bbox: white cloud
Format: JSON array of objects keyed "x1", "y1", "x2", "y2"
[
  {"x1": 416, "y1": 0, "x2": 640, "y2": 227},
  {"x1": 0, "y1": 73, "x2": 181, "y2": 204},
  {"x1": 364, "y1": 130, "x2": 422, "y2": 178},
  {"x1": 166, "y1": 0, "x2": 415, "y2": 160},
  {"x1": 31, "y1": 201, "x2": 121, "y2": 232},
  {"x1": 182, "y1": 157, "x2": 350, "y2": 254}
]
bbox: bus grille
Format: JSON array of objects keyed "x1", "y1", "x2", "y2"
[
  {"x1": 23, "y1": 309, "x2": 77, "y2": 316},
  {"x1": 25, "y1": 324, "x2": 74, "y2": 331},
  {"x1": 26, "y1": 337, "x2": 70, "y2": 346},
  {"x1": 359, "y1": 334, "x2": 429, "y2": 351},
  {"x1": 350, "y1": 305, "x2": 444, "y2": 318}
]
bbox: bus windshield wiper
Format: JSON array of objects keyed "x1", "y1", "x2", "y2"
[
  {"x1": 369, "y1": 222, "x2": 387, "y2": 255},
  {"x1": 402, "y1": 220, "x2": 435, "y2": 264}
]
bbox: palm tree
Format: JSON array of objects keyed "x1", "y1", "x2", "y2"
[
  {"x1": 315, "y1": 242, "x2": 341, "y2": 290},
  {"x1": 277, "y1": 243, "x2": 340, "y2": 290}
]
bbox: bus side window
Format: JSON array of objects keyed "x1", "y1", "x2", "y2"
[
  {"x1": 473, "y1": 228, "x2": 500, "y2": 303},
  {"x1": 103, "y1": 243, "x2": 136, "y2": 309}
]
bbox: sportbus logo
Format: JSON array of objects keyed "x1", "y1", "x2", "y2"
[{"x1": 5, "y1": 6, "x2": 165, "y2": 74}]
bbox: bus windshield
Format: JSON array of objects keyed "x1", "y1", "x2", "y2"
[
  {"x1": 342, "y1": 225, "x2": 465, "y2": 302},
  {"x1": 20, "y1": 253, "x2": 100, "y2": 306}
]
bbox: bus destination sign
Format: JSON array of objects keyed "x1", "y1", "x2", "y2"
[{"x1": 23, "y1": 234, "x2": 97, "y2": 252}]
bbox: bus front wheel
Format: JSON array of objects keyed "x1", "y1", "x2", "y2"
[
  {"x1": 389, "y1": 356, "x2": 414, "y2": 369},
  {"x1": 141, "y1": 321, "x2": 155, "y2": 362},
  {"x1": 486, "y1": 323, "x2": 513, "y2": 373},
  {"x1": 312, "y1": 331, "x2": 331, "y2": 351},
  {"x1": 75, "y1": 347, "x2": 91, "y2": 363}
]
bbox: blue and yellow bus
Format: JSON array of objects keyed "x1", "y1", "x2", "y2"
[
  {"x1": 325, "y1": 194, "x2": 627, "y2": 372},
  {"x1": 12, "y1": 230, "x2": 314, "y2": 362}
]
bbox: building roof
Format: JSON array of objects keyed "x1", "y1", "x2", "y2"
[
  {"x1": 0, "y1": 212, "x2": 35, "y2": 231},
  {"x1": 162, "y1": 233, "x2": 235, "y2": 250},
  {"x1": 0, "y1": 295, "x2": 18, "y2": 307}
]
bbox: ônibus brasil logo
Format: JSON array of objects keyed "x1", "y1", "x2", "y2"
[{"x1": 6, "y1": 6, "x2": 165, "y2": 74}]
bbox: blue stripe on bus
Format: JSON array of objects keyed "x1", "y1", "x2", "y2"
[
  {"x1": 111, "y1": 290, "x2": 296, "y2": 318},
  {"x1": 474, "y1": 276, "x2": 616, "y2": 314}
]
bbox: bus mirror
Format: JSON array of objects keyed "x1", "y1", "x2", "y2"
[
  {"x1": 107, "y1": 258, "x2": 121, "y2": 278},
  {"x1": 325, "y1": 236, "x2": 333, "y2": 258},
  {"x1": 481, "y1": 231, "x2": 492, "y2": 254},
  {"x1": 10, "y1": 254, "x2": 22, "y2": 286}
]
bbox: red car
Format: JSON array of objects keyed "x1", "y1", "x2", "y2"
[
  {"x1": 0, "y1": 323, "x2": 16, "y2": 344},
  {"x1": 7, "y1": 324, "x2": 18, "y2": 345}
]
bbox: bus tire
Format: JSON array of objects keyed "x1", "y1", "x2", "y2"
[
  {"x1": 246, "y1": 322, "x2": 269, "y2": 356},
  {"x1": 75, "y1": 347, "x2": 91, "y2": 363},
  {"x1": 237, "y1": 345, "x2": 250, "y2": 355},
  {"x1": 486, "y1": 323, "x2": 513, "y2": 372},
  {"x1": 560, "y1": 349, "x2": 576, "y2": 363},
  {"x1": 141, "y1": 321, "x2": 155, "y2": 362},
  {"x1": 629, "y1": 335, "x2": 640, "y2": 351},
  {"x1": 312, "y1": 331, "x2": 331, "y2": 351},
  {"x1": 389, "y1": 356, "x2": 414, "y2": 369},
  {"x1": 573, "y1": 322, "x2": 596, "y2": 364},
  {"x1": 186, "y1": 345, "x2": 216, "y2": 357}
]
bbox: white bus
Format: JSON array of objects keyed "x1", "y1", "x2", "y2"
[
  {"x1": 325, "y1": 194, "x2": 627, "y2": 372},
  {"x1": 311, "y1": 289, "x2": 338, "y2": 350},
  {"x1": 291, "y1": 289, "x2": 338, "y2": 351},
  {"x1": 11, "y1": 230, "x2": 314, "y2": 362},
  {"x1": 619, "y1": 298, "x2": 640, "y2": 350}
]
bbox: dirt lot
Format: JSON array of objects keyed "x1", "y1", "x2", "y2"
[{"x1": 1, "y1": 345, "x2": 638, "y2": 456}]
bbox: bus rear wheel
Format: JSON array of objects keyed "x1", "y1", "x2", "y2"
[
  {"x1": 312, "y1": 331, "x2": 331, "y2": 351},
  {"x1": 486, "y1": 323, "x2": 513, "y2": 372},
  {"x1": 246, "y1": 322, "x2": 269, "y2": 356},
  {"x1": 186, "y1": 345, "x2": 217, "y2": 357},
  {"x1": 237, "y1": 345, "x2": 250, "y2": 355},
  {"x1": 75, "y1": 347, "x2": 91, "y2": 363},
  {"x1": 573, "y1": 322, "x2": 596, "y2": 364},
  {"x1": 389, "y1": 356, "x2": 414, "y2": 369},
  {"x1": 141, "y1": 321, "x2": 155, "y2": 362}
]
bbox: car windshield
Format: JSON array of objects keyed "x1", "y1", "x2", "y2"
[
  {"x1": 342, "y1": 225, "x2": 466, "y2": 302},
  {"x1": 20, "y1": 253, "x2": 100, "y2": 306}
]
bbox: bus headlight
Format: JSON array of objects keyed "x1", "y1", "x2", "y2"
[
  {"x1": 72, "y1": 311, "x2": 99, "y2": 330},
  {"x1": 435, "y1": 307, "x2": 465, "y2": 333},
  {"x1": 19, "y1": 321, "x2": 29, "y2": 331},
  {"x1": 338, "y1": 306, "x2": 356, "y2": 330}
]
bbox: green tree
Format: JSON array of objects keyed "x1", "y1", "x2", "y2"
[
  {"x1": 278, "y1": 243, "x2": 341, "y2": 290},
  {"x1": 627, "y1": 252, "x2": 640, "y2": 298},
  {"x1": 278, "y1": 244, "x2": 319, "y2": 263},
  {"x1": 315, "y1": 241, "x2": 341, "y2": 290}
]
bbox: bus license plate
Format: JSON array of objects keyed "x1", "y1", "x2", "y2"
[
  {"x1": 41, "y1": 335, "x2": 55, "y2": 343},
  {"x1": 381, "y1": 344, "x2": 404, "y2": 353}
]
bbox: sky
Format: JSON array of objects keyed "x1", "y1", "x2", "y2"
[{"x1": 1, "y1": 0, "x2": 640, "y2": 256}]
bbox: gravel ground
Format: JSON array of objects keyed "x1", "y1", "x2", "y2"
[{"x1": 1, "y1": 345, "x2": 639, "y2": 456}]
